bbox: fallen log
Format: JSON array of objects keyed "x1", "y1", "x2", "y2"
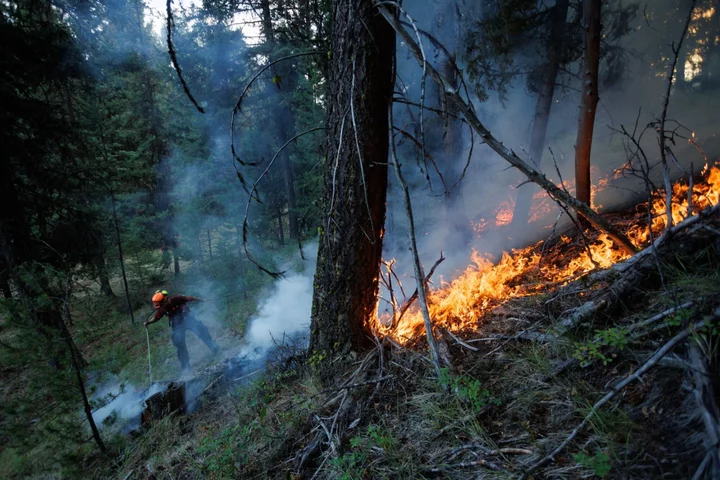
[{"x1": 141, "y1": 381, "x2": 186, "y2": 424}]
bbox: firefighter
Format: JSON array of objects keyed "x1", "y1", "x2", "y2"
[{"x1": 145, "y1": 290, "x2": 219, "y2": 372}]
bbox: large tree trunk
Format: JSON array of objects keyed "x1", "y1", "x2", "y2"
[
  {"x1": 574, "y1": 0, "x2": 601, "y2": 209},
  {"x1": 309, "y1": 0, "x2": 394, "y2": 364},
  {"x1": 510, "y1": 0, "x2": 569, "y2": 233}
]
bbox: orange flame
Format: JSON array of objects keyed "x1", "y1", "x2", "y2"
[{"x1": 374, "y1": 165, "x2": 720, "y2": 344}]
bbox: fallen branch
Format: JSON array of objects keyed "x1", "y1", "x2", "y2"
[
  {"x1": 376, "y1": 3, "x2": 637, "y2": 255},
  {"x1": 688, "y1": 343, "x2": 720, "y2": 478},
  {"x1": 603, "y1": 203, "x2": 720, "y2": 277},
  {"x1": 424, "y1": 459, "x2": 501, "y2": 473},
  {"x1": 446, "y1": 330, "x2": 479, "y2": 352},
  {"x1": 521, "y1": 308, "x2": 720, "y2": 478},
  {"x1": 628, "y1": 300, "x2": 696, "y2": 334}
]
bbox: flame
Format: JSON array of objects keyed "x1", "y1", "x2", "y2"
[{"x1": 374, "y1": 165, "x2": 720, "y2": 344}]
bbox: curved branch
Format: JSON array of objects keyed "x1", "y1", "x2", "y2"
[
  {"x1": 230, "y1": 51, "x2": 322, "y2": 170},
  {"x1": 240, "y1": 127, "x2": 325, "y2": 277},
  {"x1": 166, "y1": 0, "x2": 204, "y2": 114}
]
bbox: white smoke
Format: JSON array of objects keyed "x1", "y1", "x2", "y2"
[{"x1": 237, "y1": 243, "x2": 317, "y2": 360}]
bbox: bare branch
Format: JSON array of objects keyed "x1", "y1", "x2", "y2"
[
  {"x1": 166, "y1": 0, "x2": 204, "y2": 114},
  {"x1": 657, "y1": 0, "x2": 696, "y2": 228}
]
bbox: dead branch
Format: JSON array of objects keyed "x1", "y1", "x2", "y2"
[
  {"x1": 601, "y1": 203, "x2": 720, "y2": 277},
  {"x1": 166, "y1": 0, "x2": 204, "y2": 113},
  {"x1": 657, "y1": 0, "x2": 696, "y2": 229},
  {"x1": 393, "y1": 126, "x2": 448, "y2": 192},
  {"x1": 376, "y1": 3, "x2": 638, "y2": 255},
  {"x1": 395, "y1": 252, "x2": 445, "y2": 324},
  {"x1": 688, "y1": 343, "x2": 720, "y2": 478},
  {"x1": 521, "y1": 309, "x2": 720, "y2": 478},
  {"x1": 628, "y1": 300, "x2": 696, "y2": 333},
  {"x1": 388, "y1": 41, "x2": 442, "y2": 375},
  {"x1": 446, "y1": 330, "x2": 479, "y2": 352}
]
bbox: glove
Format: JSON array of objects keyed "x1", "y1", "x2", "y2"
[{"x1": 144, "y1": 320, "x2": 150, "y2": 328}]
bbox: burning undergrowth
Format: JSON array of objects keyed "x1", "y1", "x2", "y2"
[{"x1": 374, "y1": 164, "x2": 720, "y2": 344}]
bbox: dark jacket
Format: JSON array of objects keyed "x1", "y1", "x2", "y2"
[{"x1": 153, "y1": 295, "x2": 199, "y2": 326}]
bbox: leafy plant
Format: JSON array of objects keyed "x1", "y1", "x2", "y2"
[
  {"x1": 575, "y1": 327, "x2": 629, "y2": 366},
  {"x1": 438, "y1": 368, "x2": 501, "y2": 413},
  {"x1": 574, "y1": 451, "x2": 611, "y2": 478}
]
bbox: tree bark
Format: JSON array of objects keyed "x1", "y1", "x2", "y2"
[
  {"x1": 309, "y1": 0, "x2": 394, "y2": 364},
  {"x1": 511, "y1": 0, "x2": 569, "y2": 232},
  {"x1": 574, "y1": 0, "x2": 601, "y2": 210}
]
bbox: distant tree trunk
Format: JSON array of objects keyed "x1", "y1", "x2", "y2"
[
  {"x1": 309, "y1": 0, "x2": 394, "y2": 364},
  {"x1": 261, "y1": 0, "x2": 300, "y2": 240},
  {"x1": 111, "y1": 193, "x2": 135, "y2": 324},
  {"x1": 277, "y1": 211, "x2": 285, "y2": 246},
  {"x1": 196, "y1": 231, "x2": 204, "y2": 264},
  {"x1": 172, "y1": 247, "x2": 180, "y2": 277},
  {"x1": 574, "y1": 0, "x2": 601, "y2": 211},
  {"x1": 429, "y1": 2, "x2": 472, "y2": 247},
  {"x1": 206, "y1": 228, "x2": 213, "y2": 260},
  {"x1": 0, "y1": 269, "x2": 11, "y2": 299},
  {"x1": 510, "y1": 0, "x2": 569, "y2": 232},
  {"x1": 97, "y1": 254, "x2": 114, "y2": 297}
]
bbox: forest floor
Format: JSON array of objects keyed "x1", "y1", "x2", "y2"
[{"x1": 75, "y1": 205, "x2": 720, "y2": 479}]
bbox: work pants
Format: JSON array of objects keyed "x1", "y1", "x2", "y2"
[{"x1": 170, "y1": 315, "x2": 218, "y2": 370}]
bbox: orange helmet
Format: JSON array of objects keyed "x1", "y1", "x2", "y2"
[{"x1": 152, "y1": 290, "x2": 168, "y2": 308}]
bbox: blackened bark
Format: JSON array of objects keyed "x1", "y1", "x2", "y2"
[
  {"x1": 510, "y1": 0, "x2": 569, "y2": 232},
  {"x1": 309, "y1": 0, "x2": 394, "y2": 362},
  {"x1": 574, "y1": 0, "x2": 601, "y2": 209}
]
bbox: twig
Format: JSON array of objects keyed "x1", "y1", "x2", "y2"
[
  {"x1": 395, "y1": 252, "x2": 445, "y2": 324},
  {"x1": 446, "y1": 330, "x2": 479, "y2": 352},
  {"x1": 521, "y1": 309, "x2": 720, "y2": 478},
  {"x1": 628, "y1": 300, "x2": 696, "y2": 333}
]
